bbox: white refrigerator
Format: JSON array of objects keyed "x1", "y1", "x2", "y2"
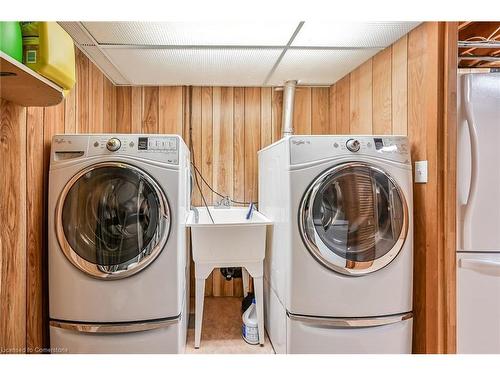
[{"x1": 457, "y1": 73, "x2": 500, "y2": 353}]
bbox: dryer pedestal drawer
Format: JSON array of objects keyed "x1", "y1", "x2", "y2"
[{"x1": 286, "y1": 315, "x2": 412, "y2": 354}]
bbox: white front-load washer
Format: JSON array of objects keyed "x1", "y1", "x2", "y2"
[
  {"x1": 258, "y1": 135, "x2": 413, "y2": 354},
  {"x1": 48, "y1": 134, "x2": 191, "y2": 353}
]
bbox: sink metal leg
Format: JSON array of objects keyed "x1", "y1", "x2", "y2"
[
  {"x1": 253, "y1": 276, "x2": 265, "y2": 346},
  {"x1": 194, "y1": 277, "x2": 206, "y2": 349},
  {"x1": 242, "y1": 267, "x2": 250, "y2": 297}
]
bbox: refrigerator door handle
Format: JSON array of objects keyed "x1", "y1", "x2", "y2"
[
  {"x1": 49, "y1": 315, "x2": 180, "y2": 334},
  {"x1": 286, "y1": 312, "x2": 412, "y2": 328},
  {"x1": 459, "y1": 258, "x2": 500, "y2": 276},
  {"x1": 462, "y1": 75, "x2": 480, "y2": 250}
]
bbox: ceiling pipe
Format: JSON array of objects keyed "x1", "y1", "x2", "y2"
[
  {"x1": 458, "y1": 41, "x2": 500, "y2": 48},
  {"x1": 282, "y1": 80, "x2": 298, "y2": 138},
  {"x1": 459, "y1": 56, "x2": 500, "y2": 62}
]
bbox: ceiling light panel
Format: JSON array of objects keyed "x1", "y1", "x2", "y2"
[
  {"x1": 292, "y1": 22, "x2": 420, "y2": 47},
  {"x1": 82, "y1": 22, "x2": 299, "y2": 46},
  {"x1": 104, "y1": 48, "x2": 282, "y2": 86},
  {"x1": 268, "y1": 48, "x2": 381, "y2": 86}
]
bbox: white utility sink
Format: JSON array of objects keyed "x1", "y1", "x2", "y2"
[
  {"x1": 186, "y1": 206, "x2": 273, "y2": 348},
  {"x1": 186, "y1": 206, "x2": 272, "y2": 264}
]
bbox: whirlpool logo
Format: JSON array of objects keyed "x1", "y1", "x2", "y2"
[
  {"x1": 291, "y1": 140, "x2": 310, "y2": 146},
  {"x1": 54, "y1": 138, "x2": 72, "y2": 144}
]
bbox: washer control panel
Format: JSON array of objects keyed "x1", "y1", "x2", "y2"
[{"x1": 87, "y1": 135, "x2": 180, "y2": 164}]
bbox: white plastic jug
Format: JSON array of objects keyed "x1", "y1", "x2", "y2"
[{"x1": 242, "y1": 298, "x2": 259, "y2": 345}]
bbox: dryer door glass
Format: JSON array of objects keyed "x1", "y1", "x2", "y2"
[
  {"x1": 300, "y1": 162, "x2": 408, "y2": 276},
  {"x1": 58, "y1": 163, "x2": 170, "y2": 279}
]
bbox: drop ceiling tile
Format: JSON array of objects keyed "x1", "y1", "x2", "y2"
[
  {"x1": 82, "y1": 22, "x2": 299, "y2": 46},
  {"x1": 292, "y1": 22, "x2": 419, "y2": 47},
  {"x1": 267, "y1": 48, "x2": 381, "y2": 86},
  {"x1": 104, "y1": 48, "x2": 283, "y2": 86}
]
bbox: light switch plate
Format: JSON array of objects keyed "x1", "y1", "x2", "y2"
[{"x1": 414, "y1": 161, "x2": 428, "y2": 183}]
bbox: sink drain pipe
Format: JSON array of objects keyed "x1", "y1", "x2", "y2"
[{"x1": 282, "y1": 80, "x2": 297, "y2": 138}]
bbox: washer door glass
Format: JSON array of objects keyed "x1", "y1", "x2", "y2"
[
  {"x1": 300, "y1": 162, "x2": 408, "y2": 276},
  {"x1": 58, "y1": 163, "x2": 170, "y2": 279}
]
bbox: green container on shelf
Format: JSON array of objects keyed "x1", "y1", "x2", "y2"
[{"x1": 0, "y1": 21, "x2": 23, "y2": 62}]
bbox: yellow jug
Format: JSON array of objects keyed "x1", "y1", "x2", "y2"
[{"x1": 21, "y1": 22, "x2": 76, "y2": 90}]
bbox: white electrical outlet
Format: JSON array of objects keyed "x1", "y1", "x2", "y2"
[{"x1": 414, "y1": 161, "x2": 428, "y2": 183}]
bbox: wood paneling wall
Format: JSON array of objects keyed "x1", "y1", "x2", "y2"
[
  {"x1": 442, "y1": 22, "x2": 458, "y2": 355},
  {"x1": 329, "y1": 35, "x2": 408, "y2": 135},
  {"x1": 0, "y1": 99, "x2": 27, "y2": 353},
  {"x1": 0, "y1": 21, "x2": 456, "y2": 354}
]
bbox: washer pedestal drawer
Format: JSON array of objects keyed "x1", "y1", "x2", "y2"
[
  {"x1": 286, "y1": 314, "x2": 413, "y2": 354},
  {"x1": 49, "y1": 317, "x2": 185, "y2": 354}
]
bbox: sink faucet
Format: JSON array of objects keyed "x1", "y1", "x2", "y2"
[{"x1": 215, "y1": 196, "x2": 231, "y2": 209}]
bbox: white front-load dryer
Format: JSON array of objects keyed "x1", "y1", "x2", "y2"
[
  {"x1": 48, "y1": 134, "x2": 191, "y2": 353},
  {"x1": 259, "y1": 135, "x2": 413, "y2": 354}
]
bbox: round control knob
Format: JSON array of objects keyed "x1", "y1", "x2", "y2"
[
  {"x1": 106, "y1": 138, "x2": 121, "y2": 152},
  {"x1": 346, "y1": 139, "x2": 361, "y2": 152}
]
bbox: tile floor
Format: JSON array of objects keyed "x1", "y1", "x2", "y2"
[{"x1": 185, "y1": 297, "x2": 275, "y2": 354}]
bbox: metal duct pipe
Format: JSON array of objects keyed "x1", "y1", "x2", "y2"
[{"x1": 282, "y1": 80, "x2": 297, "y2": 138}]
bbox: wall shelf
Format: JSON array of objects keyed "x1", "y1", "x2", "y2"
[{"x1": 0, "y1": 51, "x2": 64, "y2": 107}]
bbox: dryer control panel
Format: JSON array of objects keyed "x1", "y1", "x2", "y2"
[{"x1": 289, "y1": 135, "x2": 410, "y2": 166}]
